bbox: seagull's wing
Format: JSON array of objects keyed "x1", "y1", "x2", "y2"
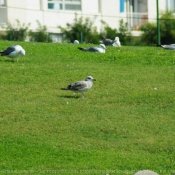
[
  {"x1": 78, "y1": 47, "x2": 99, "y2": 52},
  {"x1": 103, "y1": 39, "x2": 113, "y2": 46},
  {"x1": 71, "y1": 81, "x2": 87, "y2": 90},
  {"x1": 86, "y1": 47, "x2": 100, "y2": 52},
  {"x1": 112, "y1": 41, "x2": 121, "y2": 47},
  {"x1": 61, "y1": 81, "x2": 87, "y2": 91},
  {"x1": 0, "y1": 46, "x2": 15, "y2": 56}
]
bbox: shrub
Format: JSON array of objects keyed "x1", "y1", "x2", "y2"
[
  {"x1": 117, "y1": 19, "x2": 132, "y2": 45},
  {"x1": 140, "y1": 11, "x2": 175, "y2": 45},
  {"x1": 139, "y1": 22, "x2": 157, "y2": 45},
  {"x1": 58, "y1": 14, "x2": 100, "y2": 44},
  {"x1": 159, "y1": 11, "x2": 175, "y2": 44},
  {"x1": 29, "y1": 20, "x2": 52, "y2": 42},
  {"x1": 1, "y1": 20, "x2": 30, "y2": 41},
  {"x1": 100, "y1": 19, "x2": 132, "y2": 45}
]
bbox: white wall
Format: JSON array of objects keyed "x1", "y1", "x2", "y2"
[
  {"x1": 147, "y1": 0, "x2": 166, "y2": 23},
  {"x1": 81, "y1": 0, "x2": 99, "y2": 14},
  {"x1": 26, "y1": 0, "x2": 40, "y2": 10},
  {"x1": 7, "y1": 0, "x2": 26, "y2": 8},
  {"x1": 2, "y1": 0, "x2": 170, "y2": 41},
  {"x1": 100, "y1": 0, "x2": 119, "y2": 15}
]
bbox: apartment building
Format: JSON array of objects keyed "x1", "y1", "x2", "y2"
[{"x1": 0, "y1": 0, "x2": 174, "y2": 42}]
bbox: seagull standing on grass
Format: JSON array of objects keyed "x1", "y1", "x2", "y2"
[
  {"x1": 61, "y1": 76, "x2": 96, "y2": 98},
  {"x1": 0, "y1": 45, "x2": 25, "y2": 62},
  {"x1": 78, "y1": 44, "x2": 106, "y2": 53}
]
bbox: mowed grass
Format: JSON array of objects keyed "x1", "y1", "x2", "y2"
[{"x1": 0, "y1": 40, "x2": 175, "y2": 175}]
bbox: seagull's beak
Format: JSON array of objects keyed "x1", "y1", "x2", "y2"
[{"x1": 93, "y1": 78, "x2": 96, "y2": 81}]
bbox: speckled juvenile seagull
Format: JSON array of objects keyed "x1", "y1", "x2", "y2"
[
  {"x1": 61, "y1": 76, "x2": 96, "y2": 98},
  {"x1": 78, "y1": 44, "x2": 106, "y2": 53},
  {"x1": 0, "y1": 45, "x2": 25, "y2": 62}
]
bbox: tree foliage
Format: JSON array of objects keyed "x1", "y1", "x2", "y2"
[
  {"x1": 29, "y1": 20, "x2": 52, "y2": 42},
  {"x1": 58, "y1": 14, "x2": 100, "y2": 44},
  {"x1": 100, "y1": 19, "x2": 132, "y2": 45},
  {"x1": 140, "y1": 11, "x2": 175, "y2": 45},
  {"x1": 159, "y1": 11, "x2": 175, "y2": 44},
  {"x1": 139, "y1": 22, "x2": 157, "y2": 45},
  {"x1": 1, "y1": 20, "x2": 30, "y2": 41}
]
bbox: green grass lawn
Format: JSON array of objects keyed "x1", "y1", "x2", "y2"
[{"x1": 0, "y1": 40, "x2": 175, "y2": 175}]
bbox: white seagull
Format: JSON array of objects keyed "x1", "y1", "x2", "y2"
[
  {"x1": 112, "y1": 37, "x2": 121, "y2": 47},
  {"x1": 101, "y1": 37, "x2": 121, "y2": 47},
  {"x1": 78, "y1": 44, "x2": 106, "y2": 53},
  {"x1": 0, "y1": 45, "x2": 25, "y2": 62},
  {"x1": 74, "y1": 40, "x2": 79, "y2": 44},
  {"x1": 61, "y1": 76, "x2": 96, "y2": 98},
  {"x1": 159, "y1": 44, "x2": 175, "y2": 50}
]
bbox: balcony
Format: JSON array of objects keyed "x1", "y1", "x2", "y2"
[{"x1": 126, "y1": 12, "x2": 148, "y2": 31}]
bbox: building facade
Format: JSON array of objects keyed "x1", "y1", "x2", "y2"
[{"x1": 0, "y1": 0, "x2": 174, "y2": 42}]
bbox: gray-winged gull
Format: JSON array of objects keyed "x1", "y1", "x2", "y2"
[
  {"x1": 78, "y1": 44, "x2": 106, "y2": 53},
  {"x1": 101, "y1": 37, "x2": 121, "y2": 47},
  {"x1": 0, "y1": 45, "x2": 25, "y2": 62},
  {"x1": 61, "y1": 76, "x2": 96, "y2": 98},
  {"x1": 159, "y1": 44, "x2": 175, "y2": 50}
]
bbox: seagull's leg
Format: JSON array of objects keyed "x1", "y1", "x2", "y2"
[
  {"x1": 81, "y1": 92, "x2": 84, "y2": 98},
  {"x1": 73, "y1": 92, "x2": 77, "y2": 98}
]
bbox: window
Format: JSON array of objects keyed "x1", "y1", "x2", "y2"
[
  {"x1": 166, "y1": 0, "x2": 175, "y2": 11},
  {"x1": 48, "y1": 0, "x2": 81, "y2": 11},
  {"x1": 120, "y1": 0, "x2": 125, "y2": 13},
  {"x1": 0, "y1": 0, "x2": 5, "y2": 6},
  {"x1": 129, "y1": 0, "x2": 147, "y2": 13}
]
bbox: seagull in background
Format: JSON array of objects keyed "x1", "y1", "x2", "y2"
[
  {"x1": 101, "y1": 36, "x2": 121, "y2": 47},
  {"x1": 0, "y1": 45, "x2": 25, "y2": 62},
  {"x1": 112, "y1": 37, "x2": 121, "y2": 47},
  {"x1": 156, "y1": 44, "x2": 175, "y2": 50},
  {"x1": 74, "y1": 40, "x2": 79, "y2": 44},
  {"x1": 61, "y1": 76, "x2": 96, "y2": 98},
  {"x1": 78, "y1": 44, "x2": 106, "y2": 53}
]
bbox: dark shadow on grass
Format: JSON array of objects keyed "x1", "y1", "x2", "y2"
[
  {"x1": 0, "y1": 59, "x2": 14, "y2": 62},
  {"x1": 0, "y1": 59, "x2": 28, "y2": 63},
  {"x1": 59, "y1": 95, "x2": 80, "y2": 99}
]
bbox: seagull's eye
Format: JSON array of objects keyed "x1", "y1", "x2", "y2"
[{"x1": 87, "y1": 77, "x2": 91, "y2": 80}]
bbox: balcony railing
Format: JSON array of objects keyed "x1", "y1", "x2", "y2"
[{"x1": 126, "y1": 12, "x2": 148, "y2": 30}]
